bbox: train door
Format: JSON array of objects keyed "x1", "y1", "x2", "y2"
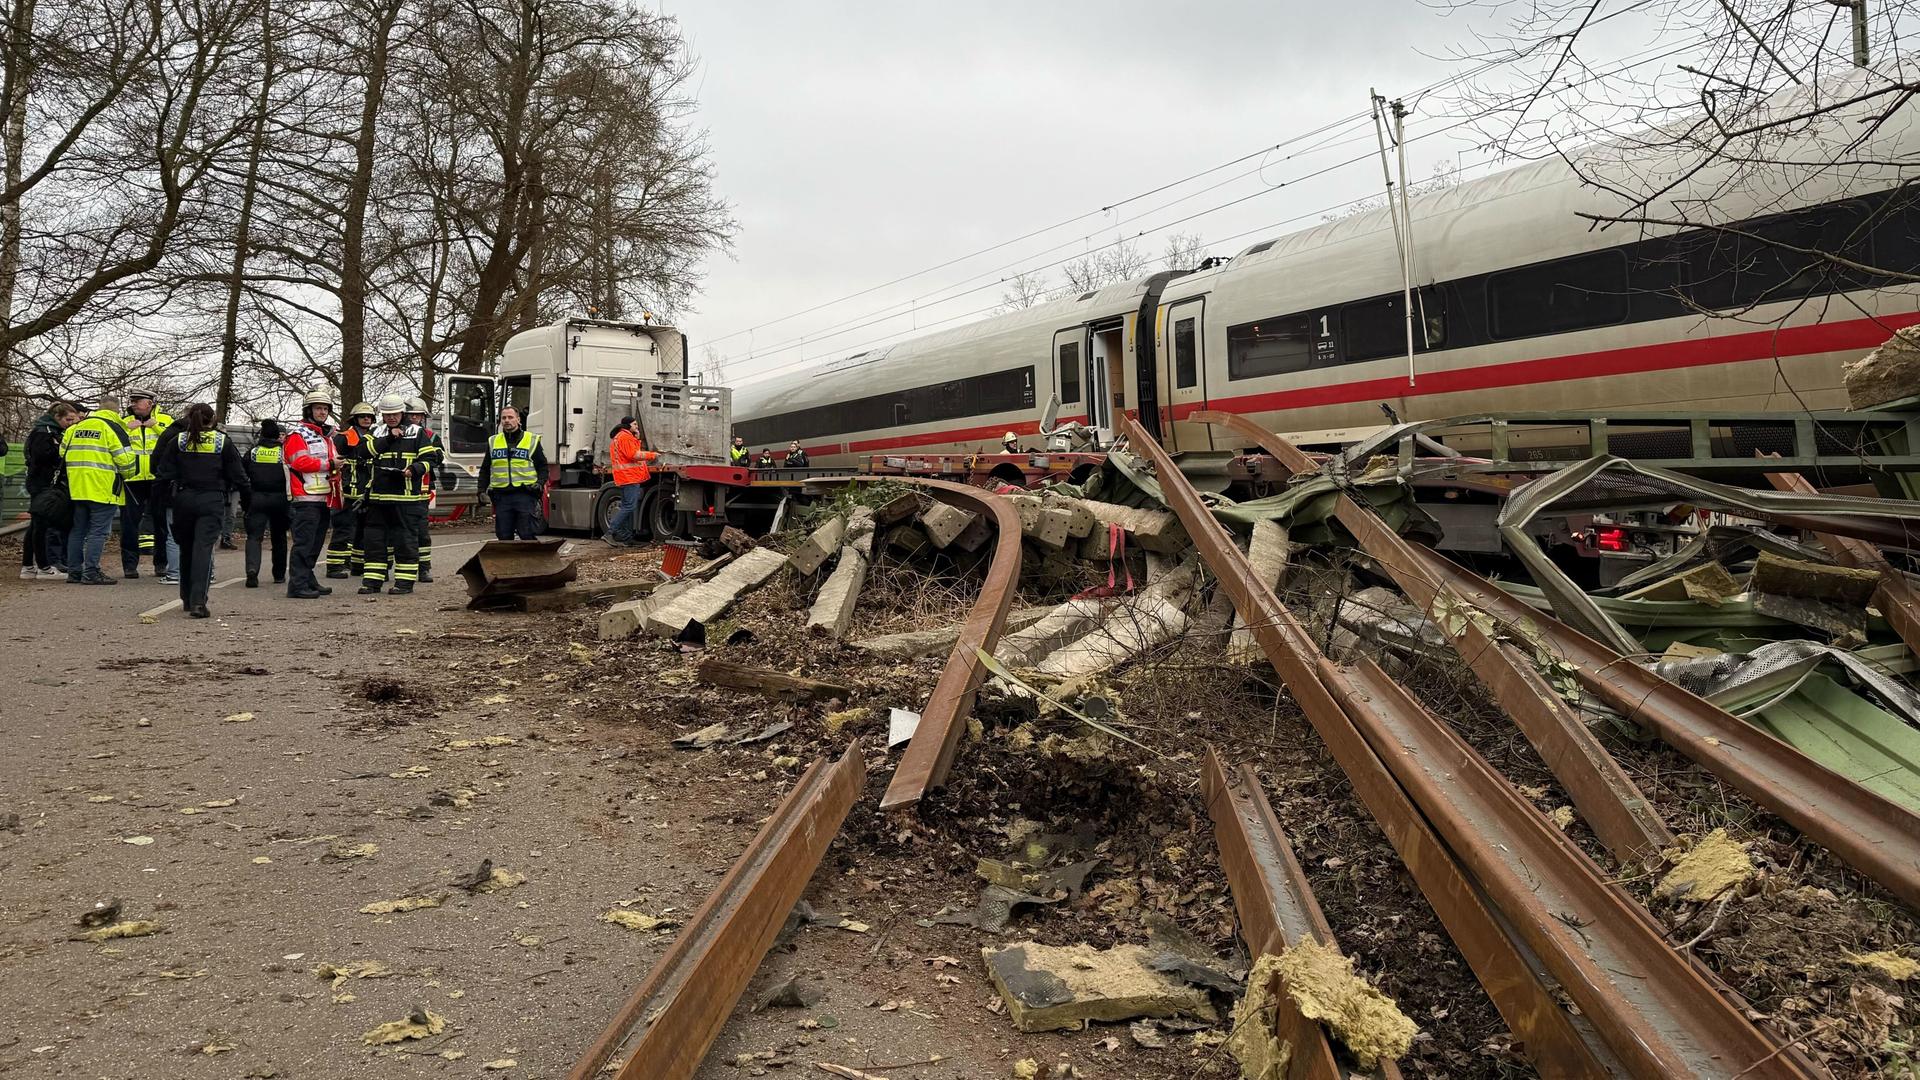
[
  {"x1": 1087, "y1": 318, "x2": 1124, "y2": 441},
  {"x1": 1051, "y1": 328, "x2": 1086, "y2": 428},
  {"x1": 1159, "y1": 298, "x2": 1212, "y2": 450}
]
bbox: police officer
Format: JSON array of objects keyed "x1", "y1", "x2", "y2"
[
  {"x1": 242, "y1": 418, "x2": 290, "y2": 588},
  {"x1": 404, "y1": 396, "x2": 444, "y2": 583},
  {"x1": 156, "y1": 403, "x2": 249, "y2": 618},
  {"x1": 479, "y1": 405, "x2": 547, "y2": 540},
  {"x1": 61, "y1": 397, "x2": 139, "y2": 584},
  {"x1": 329, "y1": 402, "x2": 376, "y2": 577},
  {"x1": 119, "y1": 388, "x2": 175, "y2": 581},
  {"x1": 361, "y1": 394, "x2": 429, "y2": 595},
  {"x1": 283, "y1": 389, "x2": 339, "y2": 599},
  {"x1": 730, "y1": 435, "x2": 748, "y2": 465},
  {"x1": 784, "y1": 440, "x2": 809, "y2": 468}
]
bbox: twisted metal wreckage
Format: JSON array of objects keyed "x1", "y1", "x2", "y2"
[{"x1": 567, "y1": 406, "x2": 1920, "y2": 1080}]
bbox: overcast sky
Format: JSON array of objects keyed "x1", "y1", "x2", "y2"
[{"x1": 662, "y1": 1, "x2": 1667, "y2": 385}]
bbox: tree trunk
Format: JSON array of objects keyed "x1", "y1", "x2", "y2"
[
  {"x1": 339, "y1": 0, "x2": 402, "y2": 405},
  {"x1": 0, "y1": 0, "x2": 35, "y2": 409},
  {"x1": 218, "y1": 0, "x2": 276, "y2": 421}
]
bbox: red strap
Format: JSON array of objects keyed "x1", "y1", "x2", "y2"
[{"x1": 1074, "y1": 522, "x2": 1135, "y2": 599}]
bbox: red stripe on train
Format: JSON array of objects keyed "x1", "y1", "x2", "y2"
[{"x1": 821, "y1": 311, "x2": 1919, "y2": 455}]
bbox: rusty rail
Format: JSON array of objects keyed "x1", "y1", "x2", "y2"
[
  {"x1": 1765, "y1": 469, "x2": 1920, "y2": 659},
  {"x1": 1416, "y1": 546, "x2": 1920, "y2": 912},
  {"x1": 1197, "y1": 409, "x2": 1671, "y2": 864},
  {"x1": 1202, "y1": 746, "x2": 1402, "y2": 1080},
  {"x1": 806, "y1": 476, "x2": 1022, "y2": 810},
  {"x1": 568, "y1": 749, "x2": 867, "y2": 1080},
  {"x1": 1124, "y1": 413, "x2": 1817, "y2": 1078},
  {"x1": 1120, "y1": 414, "x2": 1611, "y2": 1077}
]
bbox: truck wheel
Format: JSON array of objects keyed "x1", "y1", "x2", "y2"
[
  {"x1": 648, "y1": 486, "x2": 690, "y2": 539},
  {"x1": 592, "y1": 488, "x2": 618, "y2": 538}
]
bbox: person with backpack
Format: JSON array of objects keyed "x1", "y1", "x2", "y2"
[
  {"x1": 61, "y1": 397, "x2": 139, "y2": 584},
  {"x1": 20, "y1": 401, "x2": 79, "y2": 580}
]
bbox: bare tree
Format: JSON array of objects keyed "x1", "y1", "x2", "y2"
[
  {"x1": 996, "y1": 269, "x2": 1053, "y2": 312},
  {"x1": 1161, "y1": 231, "x2": 1210, "y2": 270},
  {"x1": 1322, "y1": 160, "x2": 1460, "y2": 222},
  {"x1": 1438, "y1": 0, "x2": 1919, "y2": 305},
  {"x1": 1062, "y1": 238, "x2": 1149, "y2": 293}
]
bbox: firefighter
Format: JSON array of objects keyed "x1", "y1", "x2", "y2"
[
  {"x1": 404, "y1": 396, "x2": 444, "y2": 583},
  {"x1": 729, "y1": 435, "x2": 748, "y2": 465},
  {"x1": 242, "y1": 418, "x2": 290, "y2": 588},
  {"x1": 329, "y1": 402, "x2": 376, "y2": 577},
  {"x1": 1002, "y1": 431, "x2": 1020, "y2": 454},
  {"x1": 604, "y1": 415, "x2": 657, "y2": 545},
  {"x1": 784, "y1": 440, "x2": 809, "y2": 468},
  {"x1": 479, "y1": 405, "x2": 547, "y2": 540},
  {"x1": 61, "y1": 396, "x2": 139, "y2": 584},
  {"x1": 361, "y1": 394, "x2": 429, "y2": 595},
  {"x1": 120, "y1": 388, "x2": 175, "y2": 582},
  {"x1": 156, "y1": 402, "x2": 248, "y2": 618},
  {"x1": 283, "y1": 389, "x2": 339, "y2": 599}
]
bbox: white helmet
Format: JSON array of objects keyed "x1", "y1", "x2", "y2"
[
  {"x1": 376, "y1": 392, "x2": 407, "y2": 414},
  {"x1": 405, "y1": 395, "x2": 428, "y2": 415},
  {"x1": 302, "y1": 388, "x2": 333, "y2": 408}
]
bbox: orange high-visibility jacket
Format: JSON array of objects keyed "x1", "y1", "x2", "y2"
[{"x1": 610, "y1": 428, "x2": 658, "y2": 486}]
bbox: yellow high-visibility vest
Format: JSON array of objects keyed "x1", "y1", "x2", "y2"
[
  {"x1": 487, "y1": 430, "x2": 540, "y2": 489},
  {"x1": 61, "y1": 412, "x2": 137, "y2": 505}
]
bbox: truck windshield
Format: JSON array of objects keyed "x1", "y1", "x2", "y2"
[{"x1": 446, "y1": 378, "x2": 495, "y2": 455}]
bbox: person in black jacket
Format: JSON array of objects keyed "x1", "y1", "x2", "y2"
[
  {"x1": 20, "y1": 402, "x2": 79, "y2": 579},
  {"x1": 242, "y1": 418, "x2": 290, "y2": 588},
  {"x1": 784, "y1": 440, "x2": 809, "y2": 468},
  {"x1": 156, "y1": 403, "x2": 249, "y2": 618}
]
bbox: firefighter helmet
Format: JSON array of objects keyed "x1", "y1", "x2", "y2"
[
  {"x1": 405, "y1": 395, "x2": 428, "y2": 415},
  {"x1": 349, "y1": 402, "x2": 376, "y2": 419},
  {"x1": 376, "y1": 393, "x2": 407, "y2": 414}
]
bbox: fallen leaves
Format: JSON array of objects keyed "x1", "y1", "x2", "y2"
[
  {"x1": 359, "y1": 894, "x2": 444, "y2": 915},
  {"x1": 362, "y1": 1008, "x2": 446, "y2": 1045}
]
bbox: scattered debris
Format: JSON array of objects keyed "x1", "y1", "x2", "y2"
[
  {"x1": 361, "y1": 1008, "x2": 446, "y2": 1045},
  {"x1": 1224, "y1": 954, "x2": 1290, "y2": 1080},
  {"x1": 76, "y1": 898, "x2": 123, "y2": 929},
  {"x1": 1657, "y1": 829, "x2": 1755, "y2": 902},
  {"x1": 223, "y1": 712, "x2": 255, "y2": 723},
  {"x1": 671, "y1": 722, "x2": 732, "y2": 750},
  {"x1": 929, "y1": 884, "x2": 1058, "y2": 933},
  {"x1": 696, "y1": 658, "x2": 851, "y2": 703},
  {"x1": 72, "y1": 920, "x2": 161, "y2": 943},
  {"x1": 751, "y1": 975, "x2": 823, "y2": 1011},
  {"x1": 601, "y1": 909, "x2": 677, "y2": 932},
  {"x1": 325, "y1": 842, "x2": 379, "y2": 861},
  {"x1": 359, "y1": 895, "x2": 444, "y2": 915},
  {"x1": 1274, "y1": 939, "x2": 1417, "y2": 1070},
  {"x1": 981, "y1": 941, "x2": 1218, "y2": 1033},
  {"x1": 789, "y1": 899, "x2": 869, "y2": 933},
  {"x1": 1844, "y1": 950, "x2": 1920, "y2": 980}
]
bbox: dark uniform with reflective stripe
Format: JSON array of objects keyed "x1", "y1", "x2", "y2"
[
  {"x1": 158, "y1": 430, "x2": 249, "y2": 611},
  {"x1": 330, "y1": 426, "x2": 373, "y2": 576},
  {"x1": 407, "y1": 425, "x2": 444, "y2": 582},
  {"x1": 361, "y1": 423, "x2": 431, "y2": 593},
  {"x1": 243, "y1": 443, "x2": 290, "y2": 584}
]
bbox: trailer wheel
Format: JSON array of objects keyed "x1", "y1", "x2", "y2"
[
  {"x1": 592, "y1": 487, "x2": 618, "y2": 537},
  {"x1": 648, "y1": 484, "x2": 690, "y2": 539}
]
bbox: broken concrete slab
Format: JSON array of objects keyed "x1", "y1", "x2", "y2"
[
  {"x1": 873, "y1": 490, "x2": 927, "y2": 526},
  {"x1": 789, "y1": 515, "x2": 848, "y2": 577},
  {"x1": 844, "y1": 505, "x2": 877, "y2": 552},
  {"x1": 647, "y1": 547, "x2": 789, "y2": 638},
  {"x1": 951, "y1": 511, "x2": 994, "y2": 553},
  {"x1": 806, "y1": 546, "x2": 870, "y2": 640},
  {"x1": 1077, "y1": 499, "x2": 1191, "y2": 554},
  {"x1": 884, "y1": 523, "x2": 929, "y2": 557},
  {"x1": 1046, "y1": 497, "x2": 1097, "y2": 539},
  {"x1": 993, "y1": 598, "x2": 1106, "y2": 668},
  {"x1": 1228, "y1": 521, "x2": 1292, "y2": 661},
  {"x1": 1843, "y1": 325, "x2": 1920, "y2": 409},
  {"x1": 982, "y1": 941, "x2": 1218, "y2": 1033},
  {"x1": 597, "y1": 579, "x2": 694, "y2": 640},
  {"x1": 1032, "y1": 508, "x2": 1073, "y2": 550},
  {"x1": 1750, "y1": 551, "x2": 1881, "y2": 607},
  {"x1": 1036, "y1": 563, "x2": 1197, "y2": 680},
  {"x1": 920, "y1": 502, "x2": 975, "y2": 549},
  {"x1": 852, "y1": 606, "x2": 1051, "y2": 659}
]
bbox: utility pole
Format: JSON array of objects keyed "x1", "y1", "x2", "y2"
[{"x1": 1829, "y1": 0, "x2": 1868, "y2": 66}]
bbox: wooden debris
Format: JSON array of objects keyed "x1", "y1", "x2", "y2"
[
  {"x1": 920, "y1": 502, "x2": 975, "y2": 549},
  {"x1": 647, "y1": 547, "x2": 788, "y2": 638},
  {"x1": 513, "y1": 576, "x2": 659, "y2": 612},
  {"x1": 789, "y1": 515, "x2": 847, "y2": 576},
  {"x1": 695, "y1": 659, "x2": 851, "y2": 703}
]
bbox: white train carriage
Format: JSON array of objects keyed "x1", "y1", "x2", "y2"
[{"x1": 735, "y1": 72, "x2": 1920, "y2": 464}]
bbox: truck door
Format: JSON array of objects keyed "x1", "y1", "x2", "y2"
[
  {"x1": 1160, "y1": 298, "x2": 1212, "y2": 451},
  {"x1": 443, "y1": 375, "x2": 496, "y2": 460}
]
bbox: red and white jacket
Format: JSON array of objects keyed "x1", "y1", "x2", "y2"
[{"x1": 283, "y1": 420, "x2": 340, "y2": 507}]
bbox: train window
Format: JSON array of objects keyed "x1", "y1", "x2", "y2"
[
  {"x1": 1685, "y1": 200, "x2": 1875, "y2": 310},
  {"x1": 1341, "y1": 290, "x2": 1447, "y2": 363},
  {"x1": 1227, "y1": 314, "x2": 1316, "y2": 380},
  {"x1": 1058, "y1": 342, "x2": 1081, "y2": 404},
  {"x1": 1489, "y1": 250, "x2": 1629, "y2": 339},
  {"x1": 1174, "y1": 318, "x2": 1198, "y2": 389},
  {"x1": 1868, "y1": 184, "x2": 1920, "y2": 279}
]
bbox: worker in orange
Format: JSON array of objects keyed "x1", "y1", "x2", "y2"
[{"x1": 604, "y1": 415, "x2": 658, "y2": 546}]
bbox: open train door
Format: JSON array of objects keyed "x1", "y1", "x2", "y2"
[
  {"x1": 1159, "y1": 297, "x2": 1213, "y2": 451},
  {"x1": 1050, "y1": 327, "x2": 1088, "y2": 432}
]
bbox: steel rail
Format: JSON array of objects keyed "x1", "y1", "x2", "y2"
[
  {"x1": 1125, "y1": 414, "x2": 1817, "y2": 1078},
  {"x1": 1120, "y1": 414, "x2": 1611, "y2": 1078},
  {"x1": 1202, "y1": 746, "x2": 1403, "y2": 1080},
  {"x1": 808, "y1": 475, "x2": 1023, "y2": 810},
  {"x1": 1416, "y1": 547, "x2": 1920, "y2": 911},
  {"x1": 1196, "y1": 409, "x2": 1672, "y2": 864},
  {"x1": 567, "y1": 749, "x2": 867, "y2": 1080},
  {"x1": 1765, "y1": 469, "x2": 1920, "y2": 659}
]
